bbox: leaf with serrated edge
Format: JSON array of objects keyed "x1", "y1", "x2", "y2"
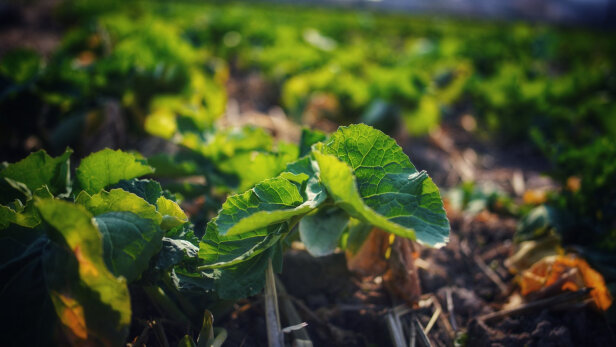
[
  {"x1": 76, "y1": 189, "x2": 162, "y2": 226},
  {"x1": 76, "y1": 149, "x2": 154, "y2": 194},
  {"x1": 314, "y1": 124, "x2": 449, "y2": 247},
  {"x1": 0, "y1": 148, "x2": 72, "y2": 196},
  {"x1": 110, "y1": 179, "x2": 164, "y2": 205}
]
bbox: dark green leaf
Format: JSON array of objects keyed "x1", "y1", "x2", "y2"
[
  {"x1": 299, "y1": 206, "x2": 348, "y2": 256},
  {"x1": 110, "y1": 178, "x2": 164, "y2": 205},
  {"x1": 95, "y1": 212, "x2": 164, "y2": 282},
  {"x1": 299, "y1": 127, "x2": 327, "y2": 157}
]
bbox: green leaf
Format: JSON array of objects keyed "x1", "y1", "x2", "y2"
[
  {"x1": 95, "y1": 212, "x2": 164, "y2": 282},
  {"x1": 199, "y1": 221, "x2": 285, "y2": 269},
  {"x1": 199, "y1": 156, "x2": 326, "y2": 269},
  {"x1": 299, "y1": 206, "x2": 348, "y2": 257},
  {"x1": 166, "y1": 224, "x2": 200, "y2": 246},
  {"x1": 0, "y1": 148, "x2": 72, "y2": 200},
  {"x1": 156, "y1": 237, "x2": 199, "y2": 270},
  {"x1": 216, "y1": 159, "x2": 326, "y2": 238},
  {"x1": 314, "y1": 124, "x2": 449, "y2": 247},
  {"x1": 0, "y1": 201, "x2": 41, "y2": 229},
  {"x1": 217, "y1": 142, "x2": 299, "y2": 191},
  {"x1": 35, "y1": 198, "x2": 131, "y2": 346},
  {"x1": 76, "y1": 149, "x2": 154, "y2": 194},
  {"x1": 110, "y1": 178, "x2": 165, "y2": 205},
  {"x1": 299, "y1": 127, "x2": 327, "y2": 157},
  {"x1": 147, "y1": 153, "x2": 200, "y2": 178},
  {"x1": 156, "y1": 196, "x2": 188, "y2": 230},
  {"x1": 215, "y1": 246, "x2": 278, "y2": 300},
  {"x1": 76, "y1": 189, "x2": 162, "y2": 226}
]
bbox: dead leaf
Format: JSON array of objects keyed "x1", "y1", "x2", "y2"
[
  {"x1": 523, "y1": 189, "x2": 547, "y2": 205},
  {"x1": 520, "y1": 254, "x2": 613, "y2": 311},
  {"x1": 346, "y1": 228, "x2": 390, "y2": 276}
]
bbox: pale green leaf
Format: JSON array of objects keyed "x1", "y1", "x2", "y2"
[
  {"x1": 156, "y1": 196, "x2": 188, "y2": 230},
  {"x1": 76, "y1": 149, "x2": 154, "y2": 194},
  {"x1": 76, "y1": 189, "x2": 162, "y2": 226}
]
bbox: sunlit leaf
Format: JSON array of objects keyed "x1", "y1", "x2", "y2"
[
  {"x1": 76, "y1": 149, "x2": 154, "y2": 194},
  {"x1": 314, "y1": 124, "x2": 449, "y2": 247}
]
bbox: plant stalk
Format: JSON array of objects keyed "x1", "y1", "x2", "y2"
[{"x1": 265, "y1": 258, "x2": 283, "y2": 347}]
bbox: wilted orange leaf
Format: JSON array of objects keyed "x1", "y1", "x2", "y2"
[
  {"x1": 523, "y1": 189, "x2": 547, "y2": 205},
  {"x1": 520, "y1": 254, "x2": 613, "y2": 310},
  {"x1": 50, "y1": 291, "x2": 88, "y2": 341}
]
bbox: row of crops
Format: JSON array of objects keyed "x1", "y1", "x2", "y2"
[{"x1": 1, "y1": 0, "x2": 615, "y2": 345}]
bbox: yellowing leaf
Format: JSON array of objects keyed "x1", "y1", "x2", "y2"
[{"x1": 49, "y1": 292, "x2": 88, "y2": 341}]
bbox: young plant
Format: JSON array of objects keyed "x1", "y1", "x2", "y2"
[{"x1": 196, "y1": 124, "x2": 450, "y2": 299}]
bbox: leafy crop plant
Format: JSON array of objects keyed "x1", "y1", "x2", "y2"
[{"x1": 0, "y1": 124, "x2": 449, "y2": 346}]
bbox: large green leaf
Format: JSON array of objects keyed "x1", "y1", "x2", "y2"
[
  {"x1": 35, "y1": 199, "x2": 131, "y2": 346},
  {"x1": 95, "y1": 212, "x2": 164, "y2": 282},
  {"x1": 76, "y1": 189, "x2": 163, "y2": 226},
  {"x1": 76, "y1": 149, "x2": 154, "y2": 194},
  {"x1": 0, "y1": 148, "x2": 72, "y2": 201},
  {"x1": 314, "y1": 124, "x2": 449, "y2": 247}
]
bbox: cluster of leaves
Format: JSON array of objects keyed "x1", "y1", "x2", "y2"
[
  {"x1": 146, "y1": 2, "x2": 615, "y2": 141},
  {"x1": 1, "y1": 124, "x2": 449, "y2": 345},
  {"x1": 0, "y1": 148, "x2": 199, "y2": 345},
  {"x1": 0, "y1": 8, "x2": 226, "y2": 161}
]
